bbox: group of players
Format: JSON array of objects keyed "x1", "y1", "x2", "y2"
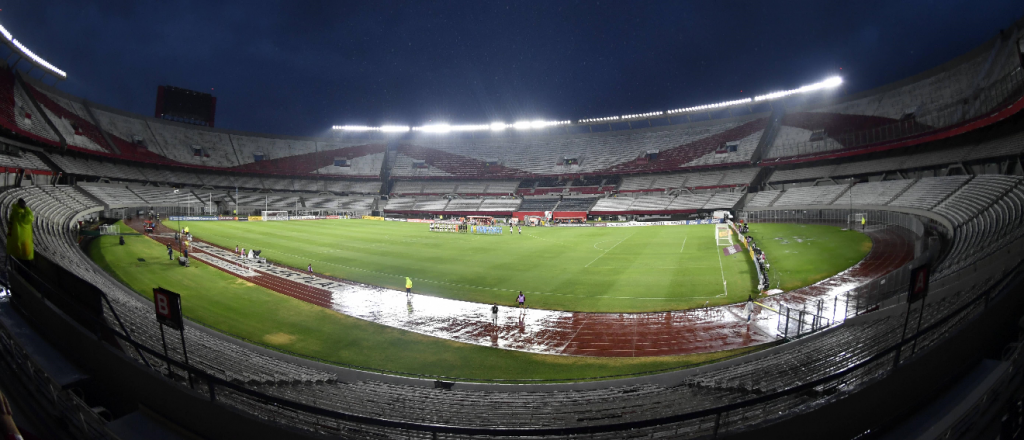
[{"x1": 428, "y1": 219, "x2": 525, "y2": 235}]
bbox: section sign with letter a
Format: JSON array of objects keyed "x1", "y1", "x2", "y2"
[{"x1": 153, "y1": 287, "x2": 184, "y2": 330}]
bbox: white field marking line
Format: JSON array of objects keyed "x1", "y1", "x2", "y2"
[
  {"x1": 680, "y1": 236, "x2": 687, "y2": 252},
  {"x1": 559, "y1": 312, "x2": 591, "y2": 353},
  {"x1": 200, "y1": 232, "x2": 683, "y2": 301},
  {"x1": 715, "y1": 236, "x2": 729, "y2": 298},
  {"x1": 592, "y1": 239, "x2": 617, "y2": 251},
  {"x1": 584, "y1": 233, "x2": 634, "y2": 268}
]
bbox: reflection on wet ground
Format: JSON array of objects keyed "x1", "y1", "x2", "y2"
[{"x1": 129, "y1": 220, "x2": 914, "y2": 357}]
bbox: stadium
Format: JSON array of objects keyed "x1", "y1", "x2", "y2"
[{"x1": 1, "y1": 4, "x2": 1024, "y2": 439}]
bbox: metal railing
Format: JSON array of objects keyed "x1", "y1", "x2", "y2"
[
  {"x1": 766, "y1": 67, "x2": 1024, "y2": 160},
  {"x1": 741, "y1": 209, "x2": 928, "y2": 335}
]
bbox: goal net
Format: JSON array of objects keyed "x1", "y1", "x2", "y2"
[
  {"x1": 847, "y1": 213, "x2": 868, "y2": 230},
  {"x1": 715, "y1": 223, "x2": 733, "y2": 246},
  {"x1": 262, "y1": 211, "x2": 289, "y2": 221}
]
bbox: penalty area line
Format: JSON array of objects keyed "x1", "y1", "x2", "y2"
[{"x1": 680, "y1": 236, "x2": 687, "y2": 252}]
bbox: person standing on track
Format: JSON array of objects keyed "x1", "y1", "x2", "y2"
[
  {"x1": 517, "y1": 291, "x2": 525, "y2": 308},
  {"x1": 491, "y1": 303, "x2": 498, "y2": 325},
  {"x1": 745, "y1": 295, "x2": 755, "y2": 324},
  {"x1": 406, "y1": 277, "x2": 413, "y2": 296},
  {"x1": 308, "y1": 263, "x2": 313, "y2": 273}
]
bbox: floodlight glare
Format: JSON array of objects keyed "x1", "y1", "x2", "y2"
[
  {"x1": 11, "y1": 38, "x2": 66, "y2": 79},
  {"x1": 0, "y1": 25, "x2": 11, "y2": 42},
  {"x1": 331, "y1": 75, "x2": 842, "y2": 131},
  {"x1": 754, "y1": 76, "x2": 843, "y2": 102}
]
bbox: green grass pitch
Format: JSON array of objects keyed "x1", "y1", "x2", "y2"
[
  {"x1": 175, "y1": 220, "x2": 870, "y2": 312},
  {"x1": 88, "y1": 226, "x2": 769, "y2": 381},
  {"x1": 88, "y1": 220, "x2": 868, "y2": 380}
]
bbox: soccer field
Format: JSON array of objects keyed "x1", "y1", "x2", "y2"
[
  {"x1": 88, "y1": 226, "x2": 769, "y2": 380},
  {"x1": 175, "y1": 219, "x2": 870, "y2": 312}
]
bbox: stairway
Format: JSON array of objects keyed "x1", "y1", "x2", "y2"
[{"x1": 750, "y1": 107, "x2": 785, "y2": 164}]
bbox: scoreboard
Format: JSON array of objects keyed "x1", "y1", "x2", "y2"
[{"x1": 155, "y1": 85, "x2": 217, "y2": 127}]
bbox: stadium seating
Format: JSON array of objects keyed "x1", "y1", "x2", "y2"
[
  {"x1": 745, "y1": 190, "x2": 783, "y2": 208},
  {"x1": 444, "y1": 198, "x2": 484, "y2": 211},
  {"x1": 478, "y1": 198, "x2": 522, "y2": 212},
  {"x1": 0, "y1": 151, "x2": 50, "y2": 171},
  {"x1": 381, "y1": 197, "x2": 416, "y2": 211},
  {"x1": 590, "y1": 196, "x2": 635, "y2": 212},
  {"x1": 21, "y1": 82, "x2": 112, "y2": 154},
  {"x1": 0, "y1": 74, "x2": 62, "y2": 146},
  {"x1": 554, "y1": 198, "x2": 597, "y2": 211},
  {"x1": 831, "y1": 180, "x2": 914, "y2": 206},
  {"x1": 619, "y1": 168, "x2": 756, "y2": 193},
  {"x1": 703, "y1": 191, "x2": 744, "y2": 209},
  {"x1": 411, "y1": 198, "x2": 450, "y2": 211},
  {"x1": 888, "y1": 176, "x2": 970, "y2": 210},
  {"x1": 772, "y1": 184, "x2": 850, "y2": 206},
  {"x1": 394, "y1": 116, "x2": 767, "y2": 178},
  {"x1": 768, "y1": 165, "x2": 836, "y2": 183},
  {"x1": 78, "y1": 183, "x2": 147, "y2": 207},
  {"x1": 392, "y1": 179, "x2": 523, "y2": 196},
  {"x1": 518, "y1": 198, "x2": 560, "y2": 211},
  {"x1": 934, "y1": 176, "x2": 1024, "y2": 276}
]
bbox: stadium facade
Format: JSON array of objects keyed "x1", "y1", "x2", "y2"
[{"x1": 0, "y1": 16, "x2": 1023, "y2": 440}]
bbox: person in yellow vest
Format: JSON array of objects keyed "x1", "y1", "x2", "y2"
[
  {"x1": 861, "y1": 216, "x2": 866, "y2": 231},
  {"x1": 405, "y1": 277, "x2": 413, "y2": 296},
  {"x1": 6, "y1": 198, "x2": 34, "y2": 261}
]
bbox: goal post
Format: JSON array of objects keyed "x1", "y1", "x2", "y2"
[
  {"x1": 715, "y1": 223, "x2": 733, "y2": 246},
  {"x1": 847, "y1": 213, "x2": 868, "y2": 230},
  {"x1": 262, "y1": 211, "x2": 289, "y2": 221}
]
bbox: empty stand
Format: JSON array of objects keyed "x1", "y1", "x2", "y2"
[
  {"x1": 772, "y1": 184, "x2": 850, "y2": 206},
  {"x1": 888, "y1": 176, "x2": 970, "y2": 210},
  {"x1": 831, "y1": 180, "x2": 914, "y2": 206}
]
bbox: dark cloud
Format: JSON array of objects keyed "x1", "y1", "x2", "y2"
[{"x1": 3, "y1": 0, "x2": 1022, "y2": 136}]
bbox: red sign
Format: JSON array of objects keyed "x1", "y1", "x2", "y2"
[
  {"x1": 153, "y1": 288, "x2": 184, "y2": 330},
  {"x1": 908, "y1": 265, "x2": 929, "y2": 303}
]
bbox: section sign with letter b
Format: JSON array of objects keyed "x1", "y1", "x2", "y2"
[
  {"x1": 153, "y1": 287, "x2": 184, "y2": 330},
  {"x1": 908, "y1": 265, "x2": 929, "y2": 303}
]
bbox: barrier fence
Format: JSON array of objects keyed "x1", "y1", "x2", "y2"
[{"x1": 741, "y1": 208, "x2": 927, "y2": 336}]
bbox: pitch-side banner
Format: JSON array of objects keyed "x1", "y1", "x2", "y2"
[
  {"x1": 604, "y1": 219, "x2": 724, "y2": 227},
  {"x1": 405, "y1": 218, "x2": 433, "y2": 223},
  {"x1": 168, "y1": 216, "x2": 219, "y2": 221},
  {"x1": 362, "y1": 216, "x2": 385, "y2": 221}
]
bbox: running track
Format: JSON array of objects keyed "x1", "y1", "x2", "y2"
[{"x1": 127, "y1": 220, "x2": 915, "y2": 357}]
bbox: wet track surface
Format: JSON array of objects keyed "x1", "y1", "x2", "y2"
[{"x1": 128, "y1": 220, "x2": 915, "y2": 357}]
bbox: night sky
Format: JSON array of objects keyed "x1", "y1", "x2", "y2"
[{"x1": 3, "y1": 1, "x2": 1023, "y2": 137}]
